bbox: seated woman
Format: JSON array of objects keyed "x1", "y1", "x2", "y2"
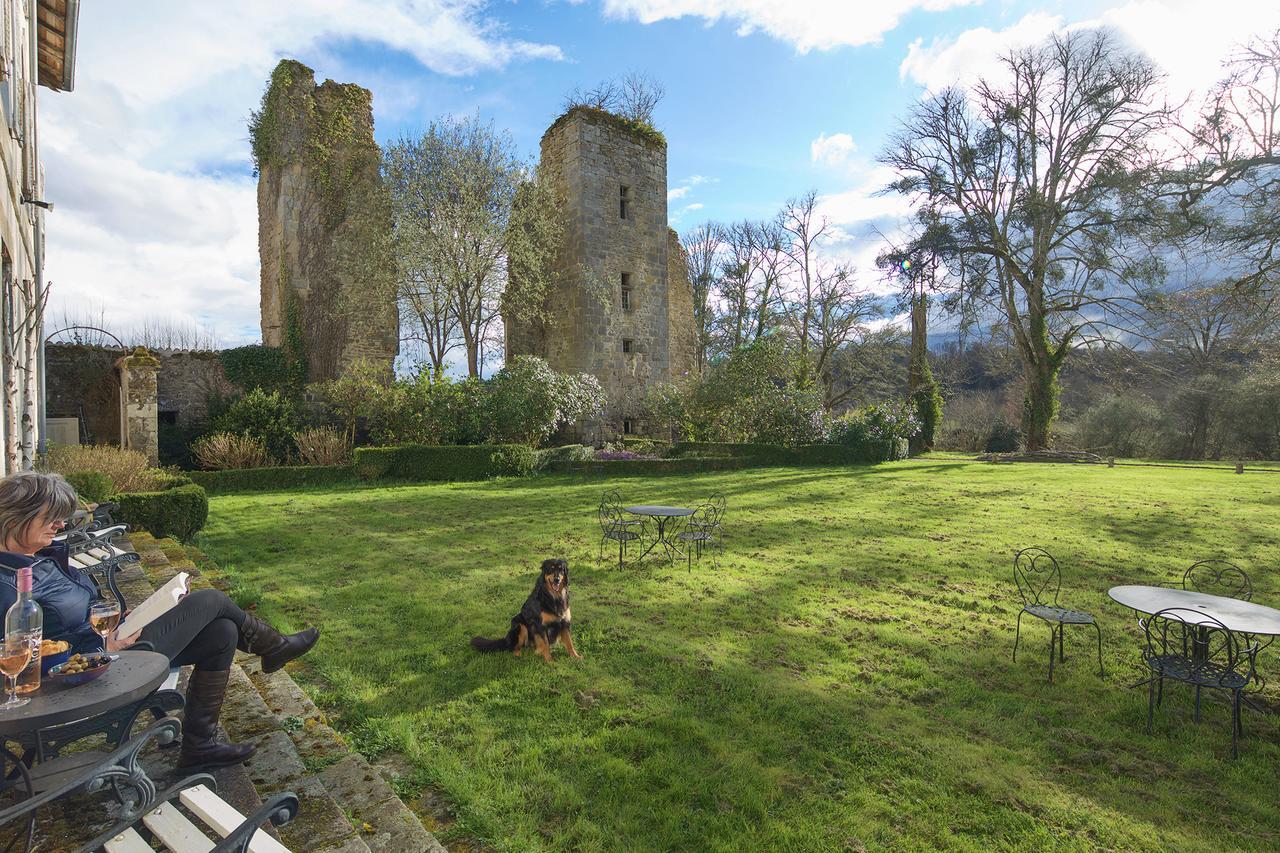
[{"x1": 0, "y1": 472, "x2": 319, "y2": 770}]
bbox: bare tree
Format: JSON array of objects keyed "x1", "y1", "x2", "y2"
[
  {"x1": 680, "y1": 222, "x2": 723, "y2": 373},
  {"x1": 563, "y1": 72, "x2": 665, "y2": 124},
  {"x1": 2, "y1": 274, "x2": 48, "y2": 472},
  {"x1": 383, "y1": 115, "x2": 560, "y2": 377},
  {"x1": 882, "y1": 30, "x2": 1169, "y2": 449}
]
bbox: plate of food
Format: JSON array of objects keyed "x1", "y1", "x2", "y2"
[
  {"x1": 47, "y1": 653, "x2": 117, "y2": 686},
  {"x1": 39, "y1": 639, "x2": 71, "y2": 674}
]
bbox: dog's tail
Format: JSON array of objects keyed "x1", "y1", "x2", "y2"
[{"x1": 470, "y1": 623, "x2": 519, "y2": 653}]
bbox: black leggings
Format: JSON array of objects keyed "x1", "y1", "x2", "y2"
[{"x1": 136, "y1": 588, "x2": 247, "y2": 672}]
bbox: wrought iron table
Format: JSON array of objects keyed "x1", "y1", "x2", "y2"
[
  {"x1": 1107, "y1": 586, "x2": 1280, "y2": 635},
  {"x1": 1109, "y1": 585, "x2": 1280, "y2": 703},
  {"x1": 624, "y1": 506, "x2": 694, "y2": 561},
  {"x1": 0, "y1": 651, "x2": 172, "y2": 789},
  {"x1": 0, "y1": 651, "x2": 171, "y2": 848}
]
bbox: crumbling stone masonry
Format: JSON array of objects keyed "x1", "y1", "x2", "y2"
[
  {"x1": 505, "y1": 107, "x2": 698, "y2": 440},
  {"x1": 253, "y1": 59, "x2": 398, "y2": 382},
  {"x1": 116, "y1": 347, "x2": 160, "y2": 465}
]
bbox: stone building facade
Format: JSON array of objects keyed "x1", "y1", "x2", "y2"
[
  {"x1": 255, "y1": 60, "x2": 398, "y2": 382},
  {"x1": 1, "y1": 0, "x2": 79, "y2": 472},
  {"x1": 505, "y1": 107, "x2": 697, "y2": 441}
]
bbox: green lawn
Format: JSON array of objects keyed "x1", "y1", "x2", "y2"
[{"x1": 199, "y1": 460, "x2": 1280, "y2": 851}]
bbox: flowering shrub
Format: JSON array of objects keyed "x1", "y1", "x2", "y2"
[
  {"x1": 829, "y1": 402, "x2": 921, "y2": 447},
  {"x1": 485, "y1": 356, "x2": 606, "y2": 446}
]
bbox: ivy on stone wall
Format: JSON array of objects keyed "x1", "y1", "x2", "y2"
[
  {"x1": 282, "y1": 284, "x2": 309, "y2": 387},
  {"x1": 218, "y1": 345, "x2": 290, "y2": 395},
  {"x1": 248, "y1": 59, "x2": 376, "y2": 225}
]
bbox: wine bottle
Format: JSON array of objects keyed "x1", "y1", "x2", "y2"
[{"x1": 5, "y1": 567, "x2": 43, "y2": 694}]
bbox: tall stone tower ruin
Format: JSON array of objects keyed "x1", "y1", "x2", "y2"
[
  {"x1": 253, "y1": 60, "x2": 398, "y2": 381},
  {"x1": 506, "y1": 107, "x2": 697, "y2": 440}
]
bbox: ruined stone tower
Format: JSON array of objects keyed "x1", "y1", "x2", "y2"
[
  {"x1": 253, "y1": 60, "x2": 398, "y2": 381},
  {"x1": 506, "y1": 107, "x2": 697, "y2": 440}
]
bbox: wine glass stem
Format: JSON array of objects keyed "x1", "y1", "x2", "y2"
[{"x1": 6, "y1": 674, "x2": 15, "y2": 704}]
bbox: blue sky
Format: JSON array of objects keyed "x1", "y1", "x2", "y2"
[{"x1": 37, "y1": 0, "x2": 1280, "y2": 354}]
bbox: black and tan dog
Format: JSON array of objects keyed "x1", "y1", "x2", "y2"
[{"x1": 470, "y1": 558, "x2": 582, "y2": 662}]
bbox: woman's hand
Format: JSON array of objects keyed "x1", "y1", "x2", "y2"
[{"x1": 106, "y1": 629, "x2": 141, "y2": 652}]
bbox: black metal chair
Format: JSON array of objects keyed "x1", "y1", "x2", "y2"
[
  {"x1": 1182, "y1": 560, "x2": 1252, "y2": 600},
  {"x1": 1012, "y1": 547, "x2": 1103, "y2": 682},
  {"x1": 1139, "y1": 607, "x2": 1258, "y2": 759},
  {"x1": 598, "y1": 495, "x2": 643, "y2": 570},
  {"x1": 675, "y1": 501, "x2": 723, "y2": 570}
]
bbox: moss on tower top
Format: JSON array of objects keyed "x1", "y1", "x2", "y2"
[
  {"x1": 247, "y1": 59, "x2": 376, "y2": 176},
  {"x1": 544, "y1": 105, "x2": 666, "y2": 149}
]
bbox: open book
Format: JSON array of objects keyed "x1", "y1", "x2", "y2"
[{"x1": 117, "y1": 572, "x2": 190, "y2": 638}]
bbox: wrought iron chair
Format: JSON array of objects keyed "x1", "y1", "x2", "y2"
[
  {"x1": 1181, "y1": 558, "x2": 1271, "y2": 697},
  {"x1": 1182, "y1": 560, "x2": 1252, "y2": 600},
  {"x1": 598, "y1": 496, "x2": 643, "y2": 570},
  {"x1": 675, "y1": 502, "x2": 723, "y2": 570},
  {"x1": 601, "y1": 491, "x2": 642, "y2": 529},
  {"x1": 1012, "y1": 547, "x2": 1103, "y2": 682},
  {"x1": 1139, "y1": 607, "x2": 1258, "y2": 759}
]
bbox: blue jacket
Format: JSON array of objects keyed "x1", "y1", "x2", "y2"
[{"x1": 0, "y1": 541, "x2": 103, "y2": 655}]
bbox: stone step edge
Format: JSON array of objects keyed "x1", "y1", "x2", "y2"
[
  {"x1": 124, "y1": 534, "x2": 375, "y2": 853},
  {"x1": 237, "y1": 657, "x2": 445, "y2": 853},
  {"x1": 132, "y1": 533, "x2": 444, "y2": 851}
]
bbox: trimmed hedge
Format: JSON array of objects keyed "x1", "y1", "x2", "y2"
[
  {"x1": 536, "y1": 444, "x2": 594, "y2": 467},
  {"x1": 671, "y1": 442, "x2": 776, "y2": 458},
  {"x1": 188, "y1": 465, "x2": 357, "y2": 495},
  {"x1": 65, "y1": 471, "x2": 113, "y2": 503},
  {"x1": 113, "y1": 483, "x2": 209, "y2": 542},
  {"x1": 353, "y1": 444, "x2": 532, "y2": 482},
  {"x1": 672, "y1": 440, "x2": 910, "y2": 465},
  {"x1": 545, "y1": 457, "x2": 748, "y2": 476}
]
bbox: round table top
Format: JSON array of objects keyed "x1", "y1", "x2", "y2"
[
  {"x1": 0, "y1": 650, "x2": 170, "y2": 736},
  {"x1": 1108, "y1": 585, "x2": 1280, "y2": 636},
  {"x1": 625, "y1": 505, "x2": 694, "y2": 517}
]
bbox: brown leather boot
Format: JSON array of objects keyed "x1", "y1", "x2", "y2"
[
  {"x1": 238, "y1": 614, "x2": 319, "y2": 674},
  {"x1": 176, "y1": 669, "x2": 256, "y2": 770}
]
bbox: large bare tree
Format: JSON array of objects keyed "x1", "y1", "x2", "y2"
[
  {"x1": 383, "y1": 116, "x2": 560, "y2": 377},
  {"x1": 779, "y1": 192, "x2": 877, "y2": 405},
  {"x1": 882, "y1": 30, "x2": 1169, "y2": 449},
  {"x1": 1176, "y1": 31, "x2": 1280, "y2": 293}
]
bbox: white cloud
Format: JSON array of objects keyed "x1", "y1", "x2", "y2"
[
  {"x1": 597, "y1": 0, "x2": 980, "y2": 53},
  {"x1": 899, "y1": 12, "x2": 1062, "y2": 91},
  {"x1": 670, "y1": 172, "x2": 711, "y2": 204},
  {"x1": 900, "y1": 2, "x2": 1280, "y2": 96},
  {"x1": 40, "y1": 1, "x2": 563, "y2": 345},
  {"x1": 810, "y1": 132, "x2": 857, "y2": 168}
]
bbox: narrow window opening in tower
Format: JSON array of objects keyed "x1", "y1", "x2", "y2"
[
  {"x1": 621, "y1": 272, "x2": 632, "y2": 310},
  {"x1": 622, "y1": 338, "x2": 634, "y2": 354},
  {"x1": 619, "y1": 185, "x2": 630, "y2": 219},
  {"x1": 623, "y1": 419, "x2": 635, "y2": 435}
]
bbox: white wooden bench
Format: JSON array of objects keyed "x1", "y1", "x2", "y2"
[
  {"x1": 0, "y1": 718, "x2": 298, "y2": 853},
  {"x1": 103, "y1": 785, "x2": 294, "y2": 853}
]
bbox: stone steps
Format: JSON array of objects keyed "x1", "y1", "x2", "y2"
[{"x1": 127, "y1": 533, "x2": 444, "y2": 852}]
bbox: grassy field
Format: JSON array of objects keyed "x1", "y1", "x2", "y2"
[{"x1": 198, "y1": 459, "x2": 1280, "y2": 851}]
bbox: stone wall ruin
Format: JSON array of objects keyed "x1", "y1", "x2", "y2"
[
  {"x1": 505, "y1": 107, "x2": 699, "y2": 441},
  {"x1": 253, "y1": 59, "x2": 398, "y2": 382}
]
